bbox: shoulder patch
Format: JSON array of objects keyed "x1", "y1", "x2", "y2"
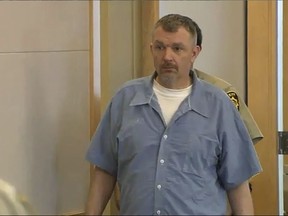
[{"x1": 227, "y1": 91, "x2": 240, "y2": 111}]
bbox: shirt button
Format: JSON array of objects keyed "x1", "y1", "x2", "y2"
[
  {"x1": 157, "y1": 184, "x2": 161, "y2": 190},
  {"x1": 160, "y1": 159, "x2": 165, "y2": 164},
  {"x1": 163, "y1": 134, "x2": 168, "y2": 139},
  {"x1": 156, "y1": 210, "x2": 161, "y2": 215}
]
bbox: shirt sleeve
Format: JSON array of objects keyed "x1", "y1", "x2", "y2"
[
  {"x1": 85, "y1": 102, "x2": 118, "y2": 177},
  {"x1": 217, "y1": 98, "x2": 262, "y2": 190}
]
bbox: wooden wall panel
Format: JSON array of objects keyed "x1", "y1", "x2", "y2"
[
  {"x1": 247, "y1": 1, "x2": 278, "y2": 214},
  {"x1": 141, "y1": 0, "x2": 159, "y2": 77}
]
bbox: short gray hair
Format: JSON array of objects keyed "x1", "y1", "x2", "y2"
[{"x1": 153, "y1": 14, "x2": 199, "y2": 45}]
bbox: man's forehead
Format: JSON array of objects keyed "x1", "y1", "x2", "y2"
[
  {"x1": 154, "y1": 26, "x2": 188, "y2": 35},
  {"x1": 153, "y1": 39, "x2": 185, "y2": 46}
]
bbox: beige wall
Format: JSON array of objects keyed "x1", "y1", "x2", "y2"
[{"x1": 0, "y1": 1, "x2": 90, "y2": 214}]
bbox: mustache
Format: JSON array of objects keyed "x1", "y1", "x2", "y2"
[{"x1": 161, "y1": 63, "x2": 176, "y2": 68}]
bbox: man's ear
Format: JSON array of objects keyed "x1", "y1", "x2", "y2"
[
  {"x1": 150, "y1": 43, "x2": 153, "y2": 54},
  {"x1": 191, "y1": 45, "x2": 201, "y2": 62}
]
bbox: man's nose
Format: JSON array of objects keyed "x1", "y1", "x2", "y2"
[{"x1": 163, "y1": 48, "x2": 173, "y2": 61}]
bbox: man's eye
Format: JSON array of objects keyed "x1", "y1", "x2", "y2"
[
  {"x1": 173, "y1": 46, "x2": 182, "y2": 52},
  {"x1": 155, "y1": 45, "x2": 164, "y2": 50}
]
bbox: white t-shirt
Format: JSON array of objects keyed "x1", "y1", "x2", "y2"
[{"x1": 153, "y1": 80, "x2": 192, "y2": 125}]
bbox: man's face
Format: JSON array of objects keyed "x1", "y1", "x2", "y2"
[{"x1": 150, "y1": 26, "x2": 200, "y2": 89}]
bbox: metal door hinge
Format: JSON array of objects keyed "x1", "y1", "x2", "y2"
[{"x1": 278, "y1": 131, "x2": 288, "y2": 154}]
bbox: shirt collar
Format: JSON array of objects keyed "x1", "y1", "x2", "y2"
[
  {"x1": 129, "y1": 70, "x2": 210, "y2": 118},
  {"x1": 129, "y1": 74, "x2": 155, "y2": 106},
  {"x1": 188, "y1": 70, "x2": 210, "y2": 118}
]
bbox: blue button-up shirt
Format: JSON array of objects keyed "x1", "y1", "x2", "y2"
[{"x1": 86, "y1": 71, "x2": 262, "y2": 215}]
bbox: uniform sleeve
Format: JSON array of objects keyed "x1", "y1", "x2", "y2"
[
  {"x1": 85, "y1": 102, "x2": 118, "y2": 177},
  {"x1": 217, "y1": 98, "x2": 262, "y2": 190},
  {"x1": 224, "y1": 86, "x2": 264, "y2": 145}
]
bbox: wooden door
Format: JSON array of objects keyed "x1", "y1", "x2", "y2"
[{"x1": 247, "y1": 1, "x2": 278, "y2": 214}]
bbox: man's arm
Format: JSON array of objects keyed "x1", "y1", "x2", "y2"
[
  {"x1": 85, "y1": 166, "x2": 116, "y2": 215},
  {"x1": 227, "y1": 180, "x2": 254, "y2": 215}
]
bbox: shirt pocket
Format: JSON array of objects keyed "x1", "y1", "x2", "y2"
[
  {"x1": 180, "y1": 134, "x2": 220, "y2": 201},
  {"x1": 117, "y1": 117, "x2": 160, "y2": 167},
  {"x1": 181, "y1": 134, "x2": 220, "y2": 172},
  {"x1": 117, "y1": 118, "x2": 145, "y2": 160}
]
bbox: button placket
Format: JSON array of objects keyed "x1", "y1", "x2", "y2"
[{"x1": 154, "y1": 131, "x2": 169, "y2": 216}]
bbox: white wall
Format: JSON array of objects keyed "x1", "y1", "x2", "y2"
[
  {"x1": 159, "y1": 1, "x2": 246, "y2": 98},
  {"x1": 0, "y1": 1, "x2": 89, "y2": 214}
]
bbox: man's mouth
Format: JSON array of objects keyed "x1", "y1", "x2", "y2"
[{"x1": 161, "y1": 65, "x2": 175, "y2": 69}]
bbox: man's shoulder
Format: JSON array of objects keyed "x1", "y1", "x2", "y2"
[
  {"x1": 194, "y1": 69, "x2": 232, "y2": 90},
  {"x1": 194, "y1": 69, "x2": 241, "y2": 109},
  {"x1": 195, "y1": 74, "x2": 231, "y2": 105},
  {"x1": 113, "y1": 76, "x2": 150, "y2": 96},
  {"x1": 121, "y1": 76, "x2": 150, "y2": 89},
  {"x1": 110, "y1": 76, "x2": 151, "y2": 104},
  {"x1": 194, "y1": 71, "x2": 226, "y2": 95}
]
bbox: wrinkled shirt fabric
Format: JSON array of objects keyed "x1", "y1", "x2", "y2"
[{"x1": 86, "y1": 71, "x2": 262, "y2": 215}]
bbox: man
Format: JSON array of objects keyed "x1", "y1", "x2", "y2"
[
  {"x1": 111, "y1": 19, "x2": 264, "y2": 214},
  {"x1": 112, "y1": 69, "x2": 263, "y2": 215},
  {"x1": 85, "y1": 14, "x2": 262, "y2": 215}
]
